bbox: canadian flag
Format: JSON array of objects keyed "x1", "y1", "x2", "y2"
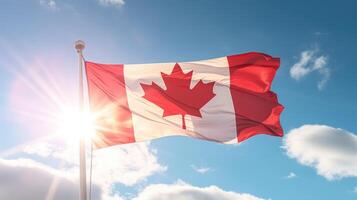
[{"x1": 85, "y1": 52, "x2": 284, "y2": 148}]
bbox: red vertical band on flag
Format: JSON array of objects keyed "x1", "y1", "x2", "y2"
[
  {"x1": 85, "y1": 62, "x2": 135, "y2": 148},
  {"x1": 227, "y1": 52, "x2": 284, "y2": 142}
]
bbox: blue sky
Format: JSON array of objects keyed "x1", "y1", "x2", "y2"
[{"x1": 0, "y1": 0, "x2": 357, "y2": 200}]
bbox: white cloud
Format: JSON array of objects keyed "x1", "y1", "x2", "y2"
[
  {"x1": 133, "y1": 180, "x2": 265, "y2": 200},
  {"x1": 290, "y1": 49, "x2": 330, "y2": 90},
  {"x1": 0, "y1": 158, "x2": 101, "y2": 200},
  {"x1": 24, "y1": 140, "x2": 166, "y2": 187},
  {"x1": 191, "y1": 165, "x2": 212, "y2": 174},
  {"x1": 40, "y1": 0, "x2": 58, "y2": 10},
  {"x1": 354, "y1": 187, "x2": 357, "y2": 193},
  {"x1": 20, "y1": 137, "x2": 166, "y2": 199},
  {"x1": 285, "y1": 172, "x2": 297, "y2": 179},
  {"x1": 92, "y1": 143, "x2": 167, "y2": 187},
  {"x1": 283, "y1": 124, "x2": 357, "y2": 180},
  {"x1": 98, "y1": 0, "x2": 125, "y2": 7}
]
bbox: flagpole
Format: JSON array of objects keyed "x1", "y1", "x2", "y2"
[{"x1": 75, "y1": 40, "x2": 87, "y2": 200}]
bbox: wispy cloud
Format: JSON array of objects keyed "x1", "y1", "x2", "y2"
[
  {"x1": 285, "y1": 172, "x2": 297, "y2": 179},
  {"x1": 290, "y1": 49, "x2": 330, "y2": 90},
  {"x1": 39, "y1": 0, "x2": 58, "y2": 10},
  {"x1": 133, "y1": 180, "x2": 265, "y2": 200},
  {"x1": 191, "y1": 165, "x2": 212, "y2": 174},
  {"x1": 283, "y1": 124, "x2": 357, "y2": 180},
  {"x1": 98, "y1": 0, "x2": 125, "y2": 7},
  {"x1": 314, "y1": 32, "x2": 328, "y2": 36}
]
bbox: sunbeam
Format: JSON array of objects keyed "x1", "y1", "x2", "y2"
[{"x1": 3, "y1": 49, "x2": 98, "y2": 156}]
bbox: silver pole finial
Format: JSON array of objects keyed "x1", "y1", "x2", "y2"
[{"x1": 75, "y1": 40, "x2": 85, "y2": 52}]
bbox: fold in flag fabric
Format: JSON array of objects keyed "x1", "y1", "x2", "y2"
[{"x1": 85, "y1": 52, "x2": 284, "y2": 149}]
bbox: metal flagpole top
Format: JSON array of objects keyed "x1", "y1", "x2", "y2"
[{"x1": 75, "y1": 40, "x2": 85, "y2": 52}]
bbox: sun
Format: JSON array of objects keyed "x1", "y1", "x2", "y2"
[{"x1": 55, "y1": 107, "x2": 96, "y2": 142}]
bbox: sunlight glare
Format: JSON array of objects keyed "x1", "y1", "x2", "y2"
[{"x1": 56, "y1": 107, "x2": 96, "y2": 141}]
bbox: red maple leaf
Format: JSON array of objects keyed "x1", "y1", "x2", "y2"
[{"x1": 140, "y1": 63, "x2": 216, "y2": 129}]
